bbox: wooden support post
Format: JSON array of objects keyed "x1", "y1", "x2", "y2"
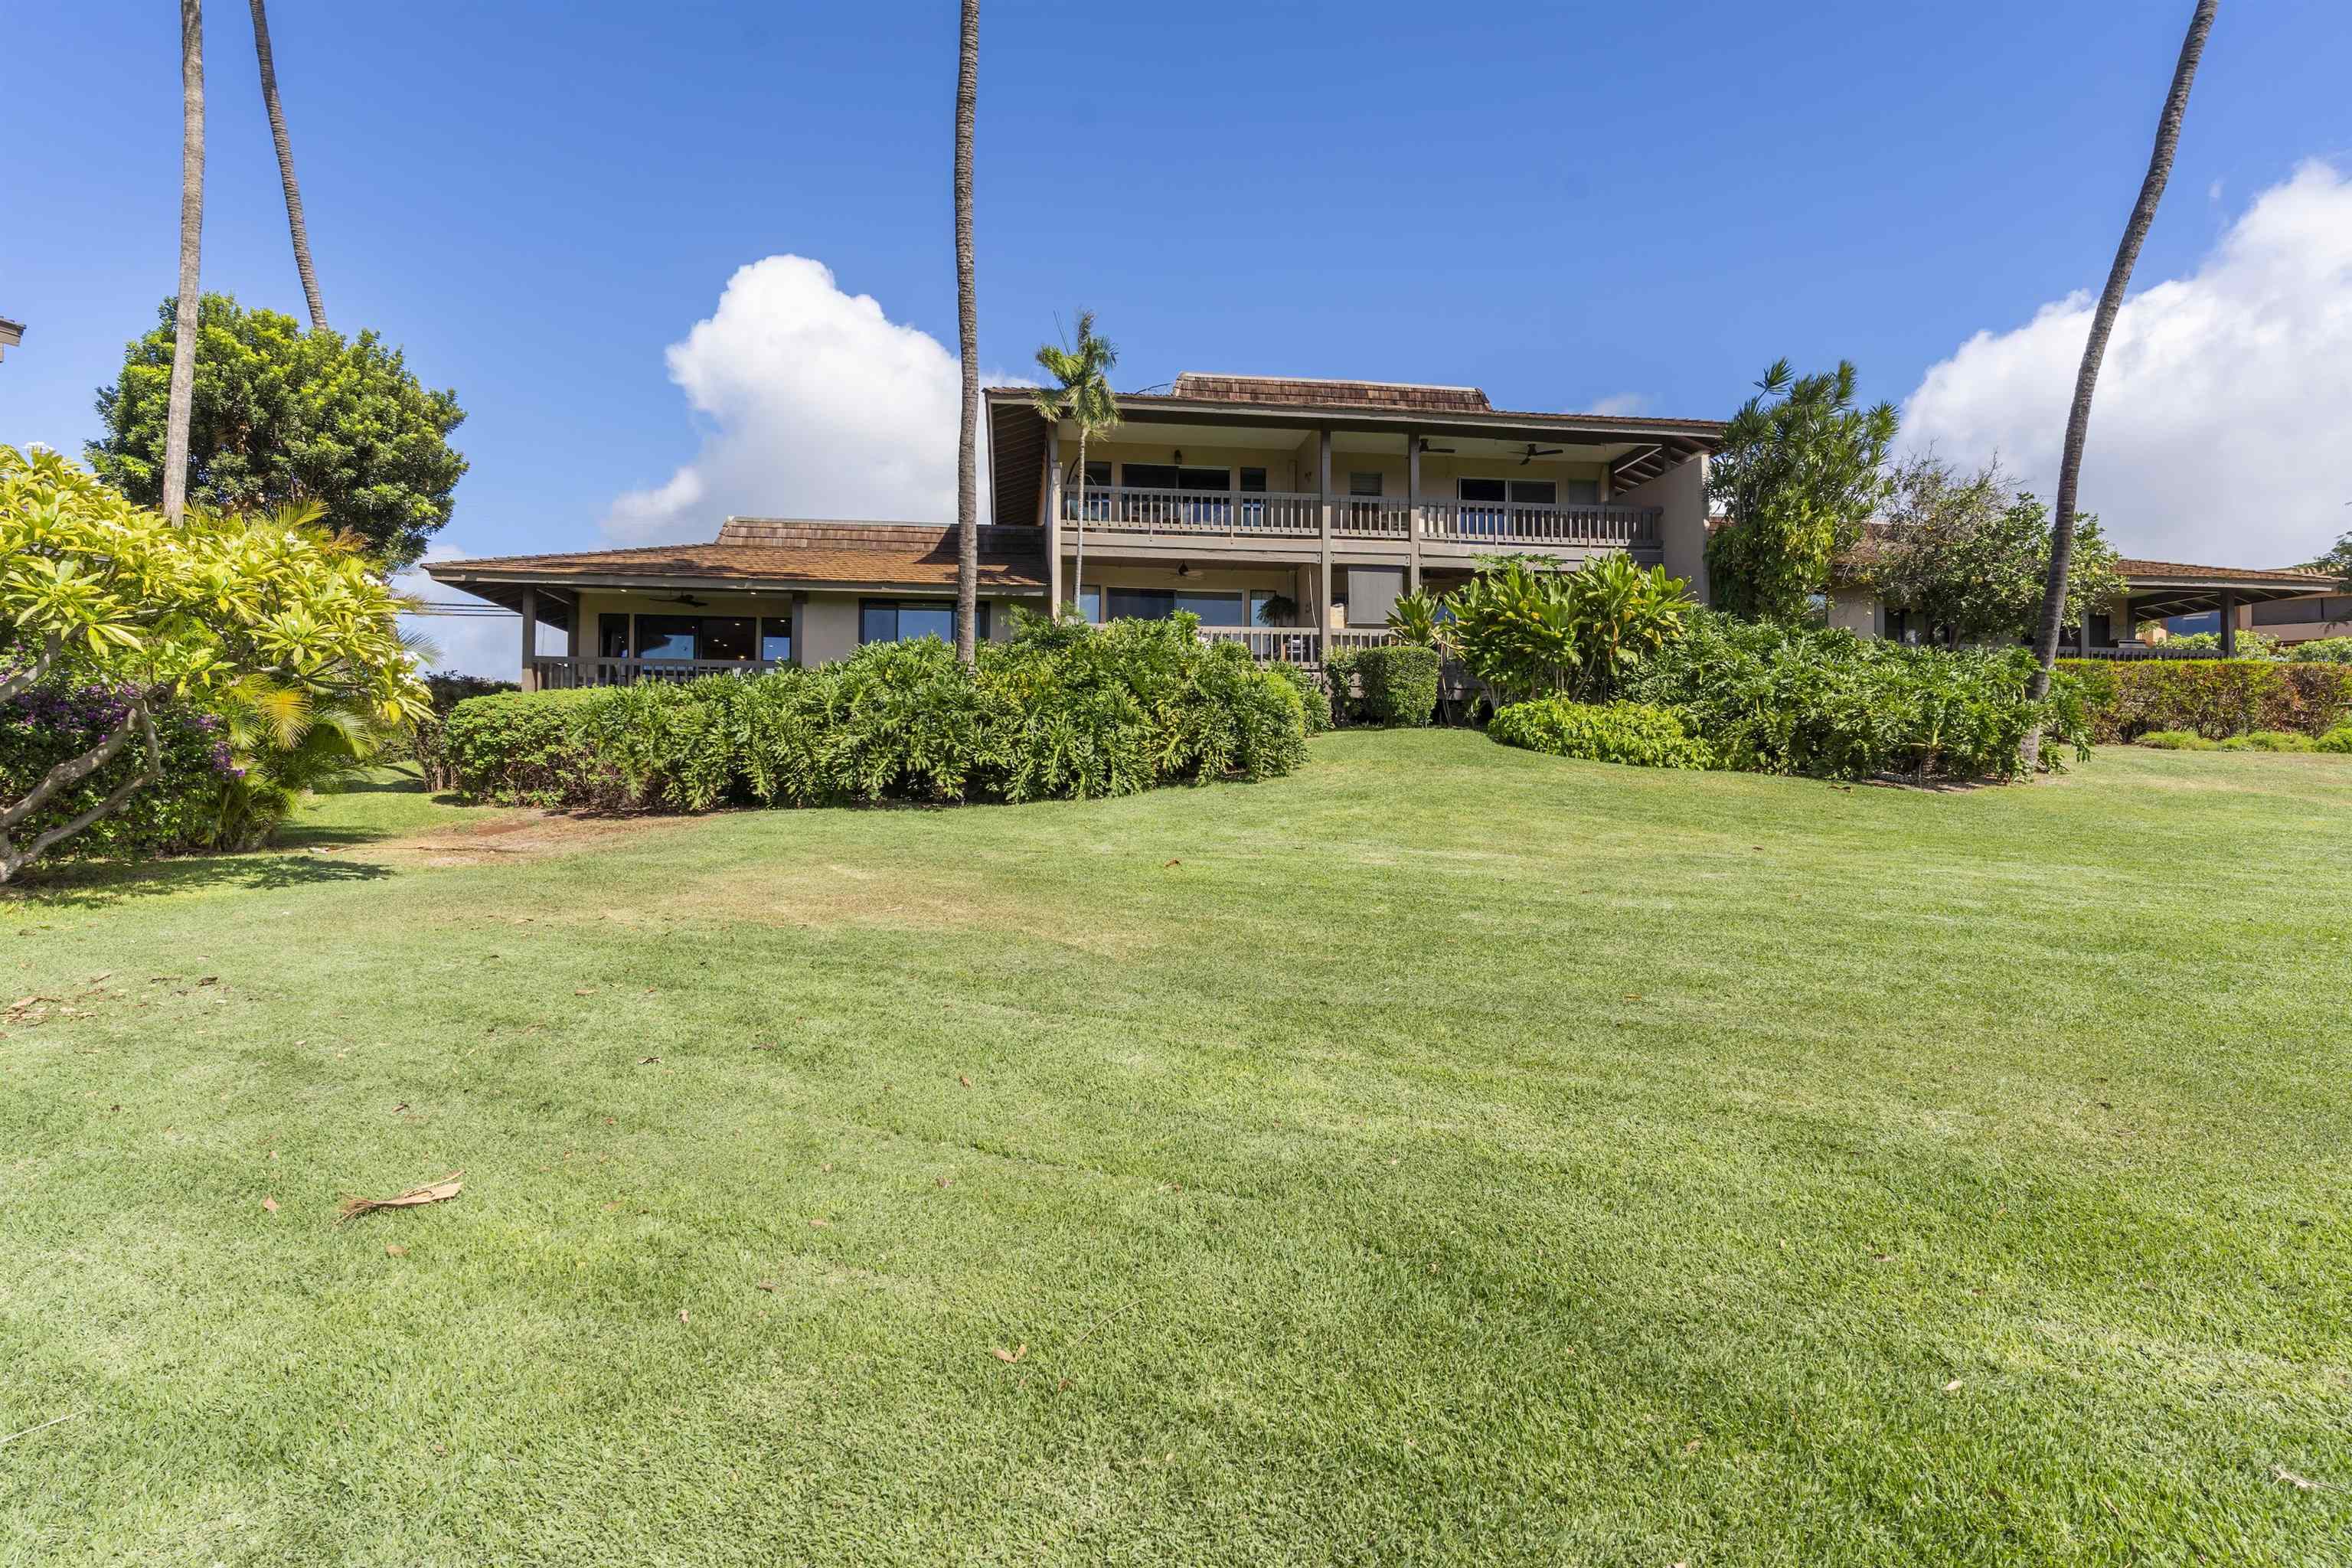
[
  {"x1": 519, "y1": 586, "x2": 538, "y2": 691},
  {"x1": 2220, "y1": 589, "x2": 2239, "y2": 657},
  {"x1": 1405, "y1": 433, "x2": 1423, "y2": 594},
  {"x1": 792, "y1": 591, "x2": 808, "y2": 668},
  {"x1": 1316, "y1": 428, "x2": 1334, "y2": 655},
  {"x1": 1044, "y1": 427, "x2": 1064, "y2": 615}
]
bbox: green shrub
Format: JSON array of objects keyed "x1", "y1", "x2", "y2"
[
  {"x1": 2135, "y1": 730, "x2": 2215, "y2": 750},
  {"x1": 1623, "y1": 610, "x2": 2089, "y2": 782},
  {"x1": 2317, "y1": 724, "x2": 2352, "y2": 754},
  {"x1": 1489, "y1": 699, "x2": 1714, "y2": 769},
  {"x1": 2288, "y1": 637, "x2": 2352, "y2": 665},
  {"x1": 2219, "y1": 730, "x2": 2316, "y2": 753},
  {"x1": 2056, "y1": 658, "x2": 2352, "y2": 741},
  {"x1": 1446, "y1": 556, "x2": 1694, "y2": 704},
  {"x1": 1266, "y1": 662, "x2": 1332, "y2": 733},
  {"x1": 1, "y1": 678, "x2": 239, "y2": 864},
  {"x1": 1352, "y1": 645, "x2": 1440, "y2": 727},
  {"x1": 439, "y1": 616, "x2": 1308, "y2": 812}
]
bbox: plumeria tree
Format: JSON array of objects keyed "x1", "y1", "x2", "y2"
[
  {"x1": 0, "y1": 445, "x2": 427, "y2": 881},
  {"x1": 1874, "y1": 455, "x2": 2125, "y2": 646}
]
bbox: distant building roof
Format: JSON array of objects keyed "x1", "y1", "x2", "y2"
[
  {"x1": 1168, "y1": 374, "x2": 1494, "y2": 415},
  {"x1": 0, "y1": 317, "x2": 22, "y2": 360}
]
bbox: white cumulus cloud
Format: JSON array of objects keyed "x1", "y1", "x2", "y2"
[
  {"x1": 605, "y1": 255, "x2": 1000, "y2": 544},
  {"x1": 1901, "y1": 159, "x2": 2352, "y2": 569}
]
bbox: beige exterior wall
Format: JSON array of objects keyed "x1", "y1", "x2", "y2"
[
  {"x1": 1614, "y1": 454, "x2": 1710, "y2": 603},
  {"x1": 1826, "y1": 587, "x2": 1879, "y2": 637}
]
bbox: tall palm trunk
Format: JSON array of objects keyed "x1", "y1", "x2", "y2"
[
  {"x1": 249, "y1": 0, "x2": 325, "y2": 331},
  {"x1": 952, "y1": 0, "x2": 980, "y2": 665},
  {"x1": 2027, "y1": 0, "x2": 2217, "y2": 719},
  {"x1": 162, "y1": 0, "x2": 205, "y2": 523}
]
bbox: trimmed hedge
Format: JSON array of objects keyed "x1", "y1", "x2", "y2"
[
  {"x1": 2059, "y1": 658, "x2": 2352, "y2": 742},
  {"x1": 1266, "y1": 662, "x2": 1333, "y2": 734},
  {"x1": 1489, "y1": 699, "x2": 1714, "y2": 769},
  {"x1": 1353, "y1": 645, "x2": 1440, "y2": 727},
  {"x1": 1623, "y1": 612, "x2": 2089, "y2": 782},
  {"x1": 439, "y1": 616, "x2": 1308, "y2": 812}
]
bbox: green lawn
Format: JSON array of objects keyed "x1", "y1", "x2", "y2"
[{"x1": 5, "y1": 735, "x2": 2348, "y2": 1564}]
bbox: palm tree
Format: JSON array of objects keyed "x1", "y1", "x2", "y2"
[
  {"x1": 162, "y1": 0, "x2": 206, "y2": 523},
  {"x1": 1031, "y1": 312, "x2": 1119, "y2": 620},
  {"x1": 249, "y1": 0, "x2": 326, "y2": 332},
  {"x1": 952, "y1": 0, "x2": 980, "y2": 665},
  {"x1": 2028, "y1": 0, "x2": 2218, "y2": 722}
]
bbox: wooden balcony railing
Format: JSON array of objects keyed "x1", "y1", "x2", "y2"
[
  {"x1": 525, "y1": 655, "x2": 786, "y2": 691},
  {"x1": 1067, "y1": 486, "x2": 1658, "y2": 550}
]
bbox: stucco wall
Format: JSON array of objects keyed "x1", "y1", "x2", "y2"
[
  {"x1": 1827, "y1": 588, "x2": 1880, "y2": 637},
  {"x1": 1613, "y1": 454, "x2": 1710, "y2": 603}
]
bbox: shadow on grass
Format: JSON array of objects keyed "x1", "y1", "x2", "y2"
[{"x1": 2, "y1": 849, "x2": 394, "y2": 910}]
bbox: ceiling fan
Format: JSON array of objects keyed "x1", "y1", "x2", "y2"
[
  {"x1": 656, "y1": 593, "x2": 709, "y2": 608},
  {"x1": 1417, "y1": 438, "x2": 1455, "y2": 454},
  {"x1": 1514, "y1": 443, "x2": 1565, "y2": 466}
]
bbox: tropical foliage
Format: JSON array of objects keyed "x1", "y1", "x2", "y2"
[
  {"x1": 1704, "y1": 360, "x2": 1897, "y2": 622},
  {"x1": 1383, "y1": 590, "x2": 1452, "y2": 652},
  {"x1": 1619, "y1": 611, "x2": 2089, "y2": 782},
  {"x1": 1488, "y1": 699, "x2": 1714, "y2": 770},
  {"x1": 87, "y1": 293, "x2": 468, "y2": 569},
  {"x1": 2057, "y1": 657, "x2": 2352, "y2": 743},
  {"x1": 1870, "y1": 455, "x2": 2125, "y2": 645},
  {"x1": 1031, "y1": 310, "x2": 1119, "y2": 616},
  {"x1": 439, "y1": 614, "x2": 1305, "y2": 812},
  {"x1": 0, "y1": 446, "x2": 427, "y2": 879},
  {"x1": 1445, "y1": 556, "x2": 1694, "y2": 705}
]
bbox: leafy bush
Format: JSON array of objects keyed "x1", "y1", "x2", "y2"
[
  {"x1": 1, "y1": 678, "x2": 240, "y2": 864},
  {"x1": 1384, "y1": 590, "x2": 1452, "y2": 654},
  {"x1": 1265, "y1": 662, "x2": 1332, "y2": 733},
  {"x1": 1622, "y1": 610, "x2": 2088, "y2": 782},
  {"x1": 1352, "y1": 645, "x2": 1440, "y2": 727},
  {"x1": 2135, "y1": 730, "x2": 2214, "y2": 750},
  {"x1": 1446, "y1": 556, "x2": 1694, "y2": 704},
  {"x1": 2318, "y1": 724, "x2": 2352, "y2": 754},
  {"x1": 2057, "y1": 658, "x2": 2352, "y2": 741},
  {"x1": 2218, "y1": 730, "x2": 2316, "y2": 753},
  {"x1": 1489, "y1": 699, "x2": 1714, "y2": 769},
  {"x1": 439, "y1": 616, "x2": 1307, "y2": 812},
  {"x1": 2287, "y1": 638, "x2": 2352, "y2": 665}
]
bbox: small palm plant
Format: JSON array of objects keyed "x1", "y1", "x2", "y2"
[
  {"x1": 1031, "y1": 312, "x2": 1119, "y2": 620},
  {"x1": 1385, "y1": 590, "x2": 1453, "y2": 655}
]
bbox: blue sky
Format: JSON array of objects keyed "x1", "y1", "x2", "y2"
[{"x1": 5, "y1": 2, "x2": 2350, "y2": 670}]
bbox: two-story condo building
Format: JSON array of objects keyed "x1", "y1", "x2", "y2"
[{"x1": 426, "y1": 374, "x2": 1725, "y2": 687}]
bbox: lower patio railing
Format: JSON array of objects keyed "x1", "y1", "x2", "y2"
[{"x1": 525, "y1": 655, "x2": 787, "y2": 690}]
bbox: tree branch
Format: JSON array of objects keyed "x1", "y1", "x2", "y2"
[
  {"x1": 0, "y1": 700, "x2": 162, "y2": 884},
  {"x1": 0, "y1": 694, "x2": 146, "y2": 832},
  {"x1": 0, "y1": 634, "x2": 62, "y2": 706}
]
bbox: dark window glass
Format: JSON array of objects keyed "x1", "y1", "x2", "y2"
[
  {"x1": 599, "y1": 613, "x2": 632, "y2": 658},
  {"x1": 1238, "y1": 467, "x2": 1268, "y2": 494},
  {"x1": 637, "y1": 615, "x2": 700, "y2": 661},
  {"x1": 701, "y1": 617, "x2": 755, "y2": 662},
  {"x1": 1458, "y1": 477, "x2": 1506, "y2": 503},
  {"x1": 859, "y1": 600, "x2": 986, "y2": 645},
  {"x1": 1177, "y1": 466, "x2": 1229, "y2": 492},
  {"x1": 2089, "y1": 612, "x2": 2112, "y2": 648},
  {"x1": 1083, "y1": 459, "x2": 1111, "y2": 485},
  {"x1": 1349, "y1": 471, "x2": 1383, "y2": 498},
  {"x1": 760, "y1": 616, "x2": 792, "y2": 662},
  {"x1": 1102, "y1": 588, "x2": 1242, "y2": 623},
  {"x1": 1508, "y1": 479, "x2": 1557, "y2": 505},
  {"x1": 1122, "y1": 462, "x2": 1181, "y2": 490},
  {"x1": 1079, "y1": 586, "x2": 1104, "y2": 624},
  {"x1": 1564, "y1": 479, "x2": 1600, "y2": 505},
  {"x1": 1886, "y1": 608, "x2": 1909, "y2": 643},
  {"x1": 1106, "y1": 588, "x2": 1172, "y2": 621}
]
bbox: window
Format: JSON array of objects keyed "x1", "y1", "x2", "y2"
[
  {"x1": 1106, "y1": 588, "x2": 1245, "y2": 624},
  {"x1": 760, "y1": 616, "x2": 792, "y2": 662},
  {"x1": 635, "y1": 614, "x2": 701, "y2": 662},
  {"x1": 1120, "y1": 463, "x2": 1229, "y2": 492},
  {"x1": 1349, "y1": 471, "x2": 1383, "y2": 498},
  {"x1": 1456, "y1": 477, "x2": 1557, "y2": 534},
  {"x1": 1565, "y1": 479, "x2": 1599, "y2": 505},
  {"x1": 599, "y1": 613, "x2": 632, "y2": 658},
  {"x1": 700, "y1": 617, "x2": 755, "y2": 662},
  {"x1": 1885, "y1": 607, "x2": 1912, "y2": 644},
  {"x1": 1250, "y1": 588, "x2": 1285, "y2": 626},
  {"x1": 859, "y1": 599, "x2": 987, "y2": 645},
  {"x1": 1078, "y1": 586, "x2": 1103, "y2": 624},
  {"x1": 1238, "y1": 467, "x2": 1267, "y2": 493},
  {"x1": 2088, "y1": 612, "x2": 2112, "y2": 649}
]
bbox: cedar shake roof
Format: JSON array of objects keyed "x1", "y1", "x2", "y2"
[
  {"x1": 425, "y1": 521, "x2": 1047, "y2": 599},
  {"x1": 2110, "y1": 559, "x2": 2337, "y2": 587},
  {"x1": 1168, "y1": 373, "x2": 1494, "y2": 414}
]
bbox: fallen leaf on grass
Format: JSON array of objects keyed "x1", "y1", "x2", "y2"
[
  {"x1": 958, "y1": 1074, "x2": 972, "y2": 1087},
  {"x1": 1162, "y1": 858, "x2": 1181, "y2": 868},
  {"x1": 808, "y1": 1217, "x2": 831, "y2": 1229},
  {"x1": 639, "y1": 1056, "x2": 661, "y2": 1065},
  {"x1": 574, "y1": 988, "x2": 598, "y2": 995},
  {"x1": 601, "y1": 1201, "x2": 619, "y2": 1213},
  {"x1": 337, "y1": 1171, "x2": 464, "y2": 1225},
  {"x1": 754, "y1": 1280, "x2": 776, "y2": 1292},
  {"x1": 384, "y1": 1243, "x2": 407, "y2": 1257},
  {"x1": 2271, "y1": 1465, "x2": 2319, "y2": 1491},
  {"x1": 1944, "y1": 1378, "x2": 1964, "y2": 1393},
  {"x1": 1684, "y1": 1439, "x2": 1702, "y2": 1454},
  {"x1": 991, "y1": 1344, "x2": 1027, "y2": 1364},
  {"x1": 678, "y1": 1308, "x2": 690, "y2": 1325},
  {"x1": 261, "y1": 1197, "x2": 279, "y2": 1214},
  {"x1": 936, "y1": 1178, "x2": 952, "y2": 1188}
]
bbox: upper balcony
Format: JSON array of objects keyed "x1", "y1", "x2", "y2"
[{"x1": 1061, "y1": 484, "x2": 1661, "y2": 557}]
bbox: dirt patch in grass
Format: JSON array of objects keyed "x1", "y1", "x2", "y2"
[{"x1": 351, "y1": 813, "x2": 699, "y2": 869}]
